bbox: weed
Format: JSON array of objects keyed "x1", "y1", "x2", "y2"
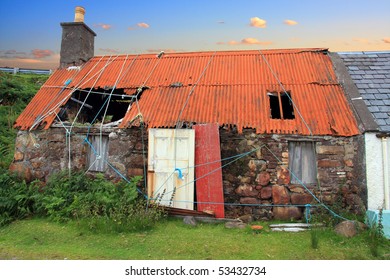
[
  {"x1": 0, "y1": 168, "x2": 37, "y2": 226},
  {"x1": 310, "y1": 228, "x2": 319, "y2": 249},
  {"x1": 367, "y1": 208, "x2": 385, "y2": 258}
]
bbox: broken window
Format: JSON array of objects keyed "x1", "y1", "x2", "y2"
[
  {"x1": 288, "y1": 141, "x2": 317, "y2": 184},
  {"x1": 87, "y1": 135, "x2": 109, "y2": 172},
  {"x1": 268, "y1": 91, "x2": 295, "y2": 119},
  {"x1": 59, "y1": 87, "x2": 132, "y2": 124}
]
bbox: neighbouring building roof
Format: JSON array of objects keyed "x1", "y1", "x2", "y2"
[
  {"x1": 14, "y1": 48, "x2": 360, "y2": 136},
  {"x1": 338, "y1": 51, "x2": 390, "y2": 133}
]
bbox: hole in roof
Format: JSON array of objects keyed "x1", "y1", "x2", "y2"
[
  {"x1": 59, "y1": 88, "x2": 132, "y2": 124},
  {"x1": 268, "y1": 91, "x2": 295, "y2": 120}
]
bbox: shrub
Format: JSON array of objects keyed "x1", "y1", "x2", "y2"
[
  {"x1": 33, "y1": 171, "x2": 166, "y2": 232},
  {"x1": 0, "y1": 168, "x2": 36, "y2": 226},
  {"x1": 0, "y1": 72, "x2": 49, "y2": 167}
]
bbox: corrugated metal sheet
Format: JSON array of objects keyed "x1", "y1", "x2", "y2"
[{"x1": 14, "y1": 48, "x2": 360, "y2": 136}]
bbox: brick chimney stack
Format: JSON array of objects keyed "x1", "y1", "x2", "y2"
[{"x1": 59, "y1": 6, "x2": 96, "y2": 69}]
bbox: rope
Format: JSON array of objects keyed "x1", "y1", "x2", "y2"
[
  {"x1": 262, "y1": 145, "x2": 349, "y2": 221},
  {"x1": 83, "y1": 137, "x2": 146, "y2": 197},
  {"x1": 29, "y1": 56, "x2": 108, "y2": 131},
  {"x1": 151, "y1": 146, "x2": 263, "y2": 198},
  {"x1": 152, "y1": 145, "x2": 264, "y2": 200},
  {"x1": 70, "y1": 55, "x2": 116, "y2": 132},
  {"x1": 148, "y1": 197, "x2": 321, "y2": 208},
  {"x1": 173, "y1": 51, "x2": 216, "y2": 169},
  {"x1": 258, "y1": 50, "x2": 313, "y2": 136},
  {"x1": 41, "y1": 85, "x2": 135, "y2": 98},
  {"x1": 305, "y1": 204, "x2": 312, "y2": 223},
  {"x1": 149, "y1": 141, "x2": 349, "y2": 222},
  {"x1": 129, "y1": 53, "x2": 165, "y2": 206}
]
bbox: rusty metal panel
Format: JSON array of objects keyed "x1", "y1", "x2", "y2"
[
  {"x1": 15, "y1": 48, "x2": 360, "y2": 136},
  {"x1": 194, "y1": 123, "x2": 225, "y2": 218}
]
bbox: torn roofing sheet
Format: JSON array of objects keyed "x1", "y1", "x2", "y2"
[{"x1": 14, "y1": 48, "x2": 360, "y2": 136}]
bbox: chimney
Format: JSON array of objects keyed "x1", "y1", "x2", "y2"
[
  {"x1": 74, "y1": 6, "x2": 85, "y2": 22},
  {"x1": 59, "y1": 6, "x2": 96, "y2": 69}
]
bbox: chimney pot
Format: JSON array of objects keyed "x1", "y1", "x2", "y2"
[{"x1": 74, "y1": 6, "x2": 85, "y2": 22}]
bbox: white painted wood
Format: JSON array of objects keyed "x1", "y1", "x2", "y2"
[
  {"x1": 271, "y1": 228, "x2": 307, "y2": 232},
  {"x1": 269, "y1": 223, "x2": 311, "y2": 228},
  {"x1": 148, "y1": 129, "x2": 195, "y2": 210}
]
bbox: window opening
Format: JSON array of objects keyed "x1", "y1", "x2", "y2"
[
  {"x1": 87, "y1": 135, "x2": 109, "y2": 172},
  {"x1": 268, "y1": 91, "x2": 295, "y2": 119},
  {"x1": 288, "y1": 141, "x2": 316, "y2": 184}
]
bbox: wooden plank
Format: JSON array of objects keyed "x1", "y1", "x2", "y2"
[
  {"x1": 148, "y1": 129, "x2": 195, "y2": 210},
  {"x1": 194, "y1": 124, "x2": 225, "y2": 218},
  {"x1": 151, "y1": 205, "x2": 214, "y2": 217}
]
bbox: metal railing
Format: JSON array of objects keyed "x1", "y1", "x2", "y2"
[{"x1": 0, "y1": 67, "x2": 52, "y2": 75}]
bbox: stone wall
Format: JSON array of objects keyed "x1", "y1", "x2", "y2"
[
  {"x1": 10, "y1": 126, "x2": 366, "y2": 220},
  {"x1": 10, "y1": 126, "x2": 147, "y2": 186},
  {"x1": 219, "y1": 128, "x2": 366, "y2": 220}
]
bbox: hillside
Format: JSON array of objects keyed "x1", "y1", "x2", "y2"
[{"x1": 0, "y1": 72, "x2": 49, "y2": 168}]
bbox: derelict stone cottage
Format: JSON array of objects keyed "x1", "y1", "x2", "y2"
[{"x1": 10, "y1": 7, "x2": 367, "y2": 220}]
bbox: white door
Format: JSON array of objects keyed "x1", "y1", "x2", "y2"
[{"x1": 148, "y1": 129, "x2": 195, "y2": 210}]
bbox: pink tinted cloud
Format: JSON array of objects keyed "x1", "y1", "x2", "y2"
[
  {"x1": 353, "y1": 38, "x2": 370, "y2": 44},
  {"x1": 137, "y1": 22, "x2": 150, "y2": 28},
  {"x1": 284, "y1": 19, "x2": 298, "y2": 25},
  {"x1": 99, "y1": 48, "x2": 120, "y2": 54},
  {"x1": 250, "y1": 17, "x2": 267, "y2": 28},
  {"x1": 128, "y1": 22, "x2": 150, "y2": 30},
  {"x1": 31, "y1": 49, "x2": 55, "y2": 58},
  {"x1": 94, "y1": 23, "x2": 112, "y2": 30},
  {"x1": 146, "y1": 49, "x2": 178, "y2": 53},
  {"x1": 1, "y1": 49, "x2": 55, "y2": 60},
  {"x1": 383, "y1": 38, "x2": 390, "y2": 43},
  {"x1": 218, "y1": 38, "x2": 272, "y2": 45}
]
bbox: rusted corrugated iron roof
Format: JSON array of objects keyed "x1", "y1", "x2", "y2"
[{"x1": 14, "y1": 48, "x2": 360, "y2": 136}]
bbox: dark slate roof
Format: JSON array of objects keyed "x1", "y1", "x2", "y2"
[{"x1": 338, "y1": 51, "x2": 390, "y2": 133}]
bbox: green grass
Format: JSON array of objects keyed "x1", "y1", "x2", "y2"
[{"x1": 1, "y1": 218, "x2": 389, "y2": 260}]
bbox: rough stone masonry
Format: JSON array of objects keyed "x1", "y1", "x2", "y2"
[{"x1": 10, "y1": 126, "x2": 366, "y2": 221}]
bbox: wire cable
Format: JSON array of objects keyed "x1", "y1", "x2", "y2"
[{"x1": 258, "y1": 50, "x2": 313, "y2": 136}]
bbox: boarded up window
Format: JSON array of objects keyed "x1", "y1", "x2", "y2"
[
  {"x1": 288, "y1": 141, "x2": 316, "y2": 184},
  {"x1": 88, "y1": 135, "x2": 109, "y2": 172}
]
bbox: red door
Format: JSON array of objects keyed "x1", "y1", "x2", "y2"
[{"x1": 194, "y1": 124, "x2": 225, "y2": 218}]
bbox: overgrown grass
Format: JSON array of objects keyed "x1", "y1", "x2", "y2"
[
  {"x1": 1, "y1": 169, "x2": 165, "y2": 232},
  {"x1": 0, "y1": 217, "x2": 389, "y2": 260}
]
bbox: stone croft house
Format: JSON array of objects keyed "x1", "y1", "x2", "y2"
[{"x1": 11, "y1": 7, "x2": 367, "y2": 220}]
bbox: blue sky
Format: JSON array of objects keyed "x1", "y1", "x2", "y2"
[{"x1": 1, "y1": 0, "x2": 389, "y2": 69}]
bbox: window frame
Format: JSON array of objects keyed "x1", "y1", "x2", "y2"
[
  {"x1": 288, "y1": 141, "x2": 317, "y2": 185},
  {"x1": 87, "y1": 134, "x2": 109, "y2": 172}
]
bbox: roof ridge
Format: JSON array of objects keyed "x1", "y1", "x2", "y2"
[{"x1": 92, "y1": 48, "x2": 329, "y2": 59}]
